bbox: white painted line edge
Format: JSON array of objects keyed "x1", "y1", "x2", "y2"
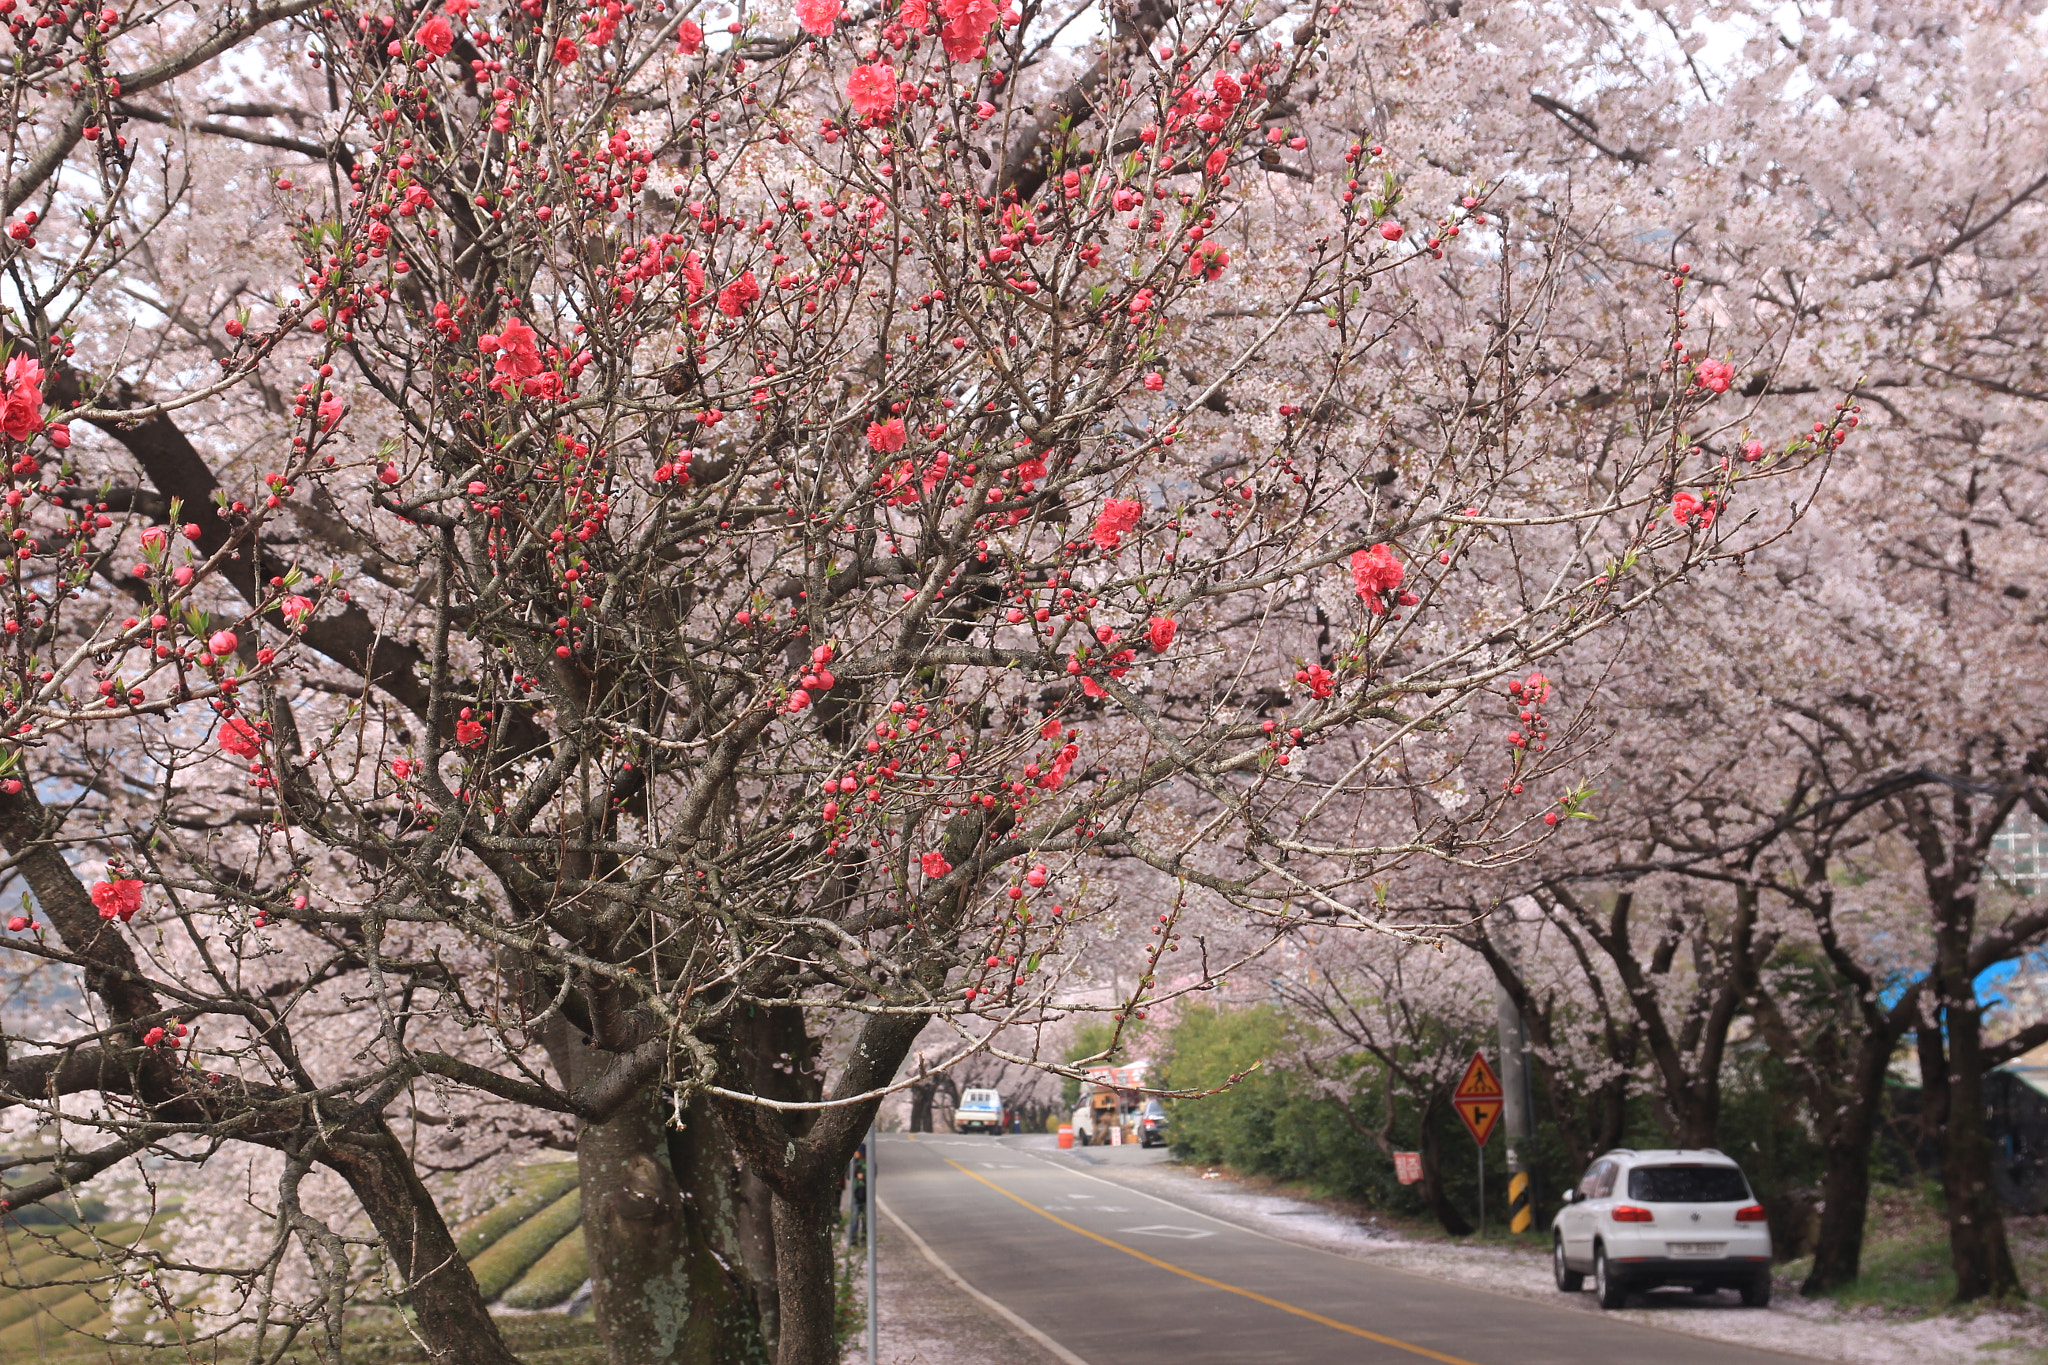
[{"x1": 877, "y1": 1195, "x2": 1094, "y2": 1365}]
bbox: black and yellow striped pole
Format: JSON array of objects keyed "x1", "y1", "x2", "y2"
[
  {"x1": 1508, "y1": 1170, "x2": 1534, "y2": 1234},
  {"x1": 1493, "y1": 909, "x2": 1539, "y2": 1233}
]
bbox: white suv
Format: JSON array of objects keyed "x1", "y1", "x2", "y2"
[{"x1": 1551, "y1": 1148, "x2": 1773, "y2": 1309}]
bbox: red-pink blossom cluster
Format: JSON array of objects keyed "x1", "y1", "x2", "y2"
[
  {"x1": 1295, "y1": 663, "x2": 1337, "y2": 699},
  {"x1": 1091, "y1": 499, "x2": 1142, "y2": 549},
  {"x1": 847, "y1": 63, "x2": 897, "y2": 119},
  {"x1": 1505, "y1": 672, "x2": 1551, "y2": 754},
  {"x1": 91, "y1": 878, "x2": 144, "y2": 922},
  {"x1": 1, "y1": 354, "x2": 44, "y2": 442},
  {"x1": 1349, "y1": 544, "x2": 1410, "y2": 614},
  {"x1": 900, "y1": 0, "x2": 1007, "y2": 62}
]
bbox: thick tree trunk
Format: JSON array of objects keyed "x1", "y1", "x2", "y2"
[
  {"x1": 712, "y1": 1006, "x2": 936, "y2": 1365},
  {"x1": 1803, "y1": 1100, "x2": 1877, "y2": 1295},
  {"x1": 768, "y1": 1186, "x2": 841, "y2": 1365},
  {"x1": 1753, "y1": 976, "x2": 1912, "y2": 1296},
  {"x1": 1419, "y1": 1095, "x2": 1474, "y2": 1237},
  {"x1": 1668, "y1": 1094, "x2": 1719, "y2": 1152},
  {"x1": 326, "y1": 1128, "x2": 521, "y2": 1365},
  {"x1": 548, "y1": 1023, "x2": 770, "y2": 1365},
  {"x1": 1798, "y1": 1018, "x2": 1895, "y2": 1296},
  {"x1": 579, "y1": 1090, "x2": 684, "y2": 1364},
  {"x1": 1930, "y1": 983, "x2": 2025, "y2": 1301},
  {"x1": 1918, "y1": 1021, "x2": 1950, "y2": 1156},
  {"x1": 670, "y1": 1089, "x2": 777, "y2": 1360}
]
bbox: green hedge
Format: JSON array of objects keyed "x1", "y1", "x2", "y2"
[
  {"x1": 468, "y1": 1189, "x2": 582, "y2": 1301},
  {"x1": 453, "y1": 1163, "x2": 579, "y2": 1260},
  {"x1": 0, "y1": 1225, "x2": 148, "y2": 1333},
  {"x1": 0, "y1": 1286, "x2": 105, "y2": 1352},
  {"x1": 500, "y1": 1226, "x2": 588, "y2": 1309}
]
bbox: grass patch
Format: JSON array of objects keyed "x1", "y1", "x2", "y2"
[
  {"x1": 1768, "y1": 1187, "x2": 2048, "y2": 1316},
  {"x1": 1809, "y1": 1225, "x2": 1957, "y2": 1312}
]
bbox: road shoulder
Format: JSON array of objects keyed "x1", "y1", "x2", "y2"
[{"x1": 1026, "y1": 1143, "x2": 2048, "y2": 1365}]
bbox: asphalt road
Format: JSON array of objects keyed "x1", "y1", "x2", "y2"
[{"x1": 876, "y1": 1134, "x2": 1813, "y2": 1365}]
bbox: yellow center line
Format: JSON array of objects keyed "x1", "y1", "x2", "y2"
[{"x1": 942, "y1": 1158, "x2": 1486, "y2": 1365}]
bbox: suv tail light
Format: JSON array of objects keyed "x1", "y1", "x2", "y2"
[
  {"x1": 1610, "y1": 1205, "x2": 1654, "y2": 1223},
  {"x1": 1735, "y1": 1204, "x2": 1768, "y2": 1223}
]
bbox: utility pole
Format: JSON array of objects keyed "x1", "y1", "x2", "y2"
[
  {"x1": 867, "y1": 1122, "x2": 878, "y2": 1365},
  {"x1": 1494, "y1": 908, "x2": 1538, "y2": 1234}
]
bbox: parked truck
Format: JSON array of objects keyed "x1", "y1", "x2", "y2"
[
  {"x1": 955, "y1": 1087, "x2": 1005, "y2": 1134},
  {"x1": 1069, "y1": 1063, "x2": 1149, "y2": 1145}
]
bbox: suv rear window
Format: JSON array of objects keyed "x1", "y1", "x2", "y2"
[{"x1": 1628, "y1": 1165, "x2": 1750, "y2": 1203}]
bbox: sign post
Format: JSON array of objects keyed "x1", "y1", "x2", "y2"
[
  {"x1": 866, "y1": 1123, "x2": 877, "y2": 1365},
  {"x1": 1452, "y1": 1051, "x2": 1504, "y2": 1235}
]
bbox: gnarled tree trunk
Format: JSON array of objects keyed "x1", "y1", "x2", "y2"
[{"x1": 547, "y1": 1024, "x2": 769, "y2": 1365}]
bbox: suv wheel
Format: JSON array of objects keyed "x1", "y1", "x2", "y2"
[
  {"x1": 1740, "y1": 1275, "x2": 1772, "y2": 1309},
  {"x1": 1593, "y1": 1245, "x2": 1628, "y2": 1310},
  {"x1": 1553, "y1": 1236, "x2": 1584, "y2": 1292}
]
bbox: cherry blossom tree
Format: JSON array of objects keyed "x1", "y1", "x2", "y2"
[{"x1": 1348, "y1": 0, "x2": 2048, "y2": 1303}]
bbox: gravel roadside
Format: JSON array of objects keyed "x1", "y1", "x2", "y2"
[{"x1": 839, "y1": 1195, "x2": 1069, "y2": 1365}]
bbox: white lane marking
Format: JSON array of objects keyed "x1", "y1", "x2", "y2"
[
  {"x1": 879, "y1": 1197, "x2": 1094, "y2": 1365},
  {"x1": 1122, "y1": 1225, "x2": 1215, "y2": 1240}
]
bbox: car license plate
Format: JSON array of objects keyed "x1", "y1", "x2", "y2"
[{"x1": 1667, "y1": 1242, "x2": 1725, "y2": 1257}]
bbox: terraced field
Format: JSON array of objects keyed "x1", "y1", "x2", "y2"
[{"x1": 0, "y1": 1162, "x2": 600, "y2": 1364}]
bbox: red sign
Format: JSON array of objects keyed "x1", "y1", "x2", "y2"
[
  {"x1": 1393, "y1": 1151, "x2": 1423, "y2": 1185},
  {"x1": 1453, "y1": 1051, "x2": 1504, "y2": 1147}
]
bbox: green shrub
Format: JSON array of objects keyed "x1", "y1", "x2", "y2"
[
  {"x1": 501, "y1": 1227, "x2": 588, "y2": 1309},
  {"x1": 1154, "y1": 1004, "x2": 1470, "y2": 1220},
  {"x1": 468, "y1": 1189, "x2": 582, "y2": 1301},
  {"x1": 454, "y1": 1164, "x2": 579, "y2": 1261}
]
